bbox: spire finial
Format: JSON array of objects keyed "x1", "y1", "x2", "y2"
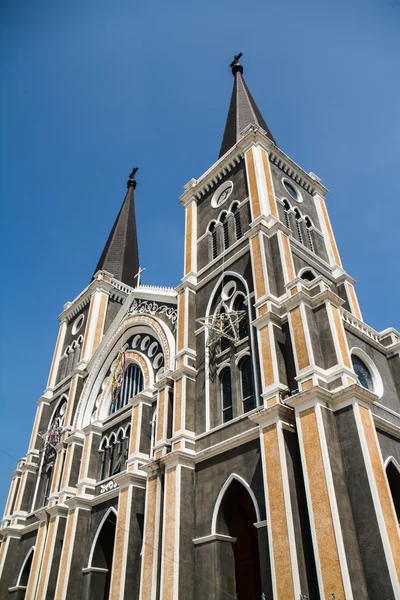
[
  {"x1": 230, "y1": 52, "x2": 243, "y2": 76},
  {"x1": 127, "y1": 167, "x2": 138, "y2": 189}
]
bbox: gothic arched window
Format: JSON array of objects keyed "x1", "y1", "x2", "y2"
[
  {"x1": 107, "y1": 434, "x2": 116, "y2": 478},
  {"x1": 240, "y1": 358, "x2": 255, "y2": 413},
  {"x1": 386, "y1": 460, "x2": 400, "y2": 524},
  {"x1": 221, "y1": 213, "x2": 229, "y2": 250},
  {"x1": 109, "y1": 363, "x2": 144, "y2": 415},
  {"x1": 234, "y1": 294, "x2": 248, "y2": 340},
  {"x1": 150, "y1": 409, "x2": 157, "y2": 458},
  {"x1": 221, "y1": 369, "x2": 233, "y2": 423},
  {"x1": 232, "y1": 203, "x2": 242, "y2": 240},
  {"x1": 99, "y1": 438, "x2": 107, "y2": 481},
  {"x1": 305, "y1": 217, "x2": 314, "y2": 252},
  {"x1": 294, "y1": 208, "x2": 303, "y2": 244},
  {"x1": 112, "y1": 430, "x2": 124, "y2": 475},
  {"x1": 283, "y1": 199, "x2": 291, "y2": 230},
  {"x1": 209, "y1": 222, "x2": 217, "y2": 260}
]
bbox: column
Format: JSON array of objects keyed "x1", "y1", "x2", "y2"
[
  {"x1": 139, "y1": 469, "x2": 163, "y2": 600},
  {"x1": 288, "y1": 389, "x2": 359, "y2": 599},
  {"x1": 53, "y1": 499, "x2": 91, "y2": 600},
  {"x1": 76, "y1": 423, "x2": 103, "y2": 498},
  {"x1": 152, "y1": 379, "x2": 173, "y2": 459},
  {"x1": 159, "y1": 456, "x2": 195, "y2": 600},
  {"x1": 127, "y1": 389, "x2": 154, "y2": 471},
  {"x1": 244, "y1": 145, "x2": 279, "y2": 225},
  {"x1": 34, "y1": 505, "x2": 68, "y2": 600},
  {"x1": 24, "y1": 512, "x2": 48, "y2": 600},
  {"x1": 108, "y1": 472, "x2": 146, "y2": 600},
  {"x1": 47, "y1": 318, "x2": 68, "y2": 390},
  {"x1": 313, "y1": 192, "x2": 342, "y2": 270},
  {"x1": 285, "y1": 278, "x2": 357, "y2": 392},
  {"x1": 250, "y1": 405, "x2": 302, "y2": 599},
  {"x1": 80, "y1": 284, "x2": 109, "y2": 363}
]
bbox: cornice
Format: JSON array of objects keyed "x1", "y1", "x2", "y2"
[{"x1": 179, "y1": 125, "x2": 328, "y2": 207}]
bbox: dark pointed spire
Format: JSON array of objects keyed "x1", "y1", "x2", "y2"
[
  {"x1": 219, "y1": 53, "x2": 276, "y2": 158},
  {"x1": 93, "y1": 168, "x2": 140, "y2": 287}
]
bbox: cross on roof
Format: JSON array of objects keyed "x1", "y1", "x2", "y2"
[
  {"x1": 230, "y1": 52, "x2": 243, "y2": 68},
  {"x1": 134, "y1": 266, "x2": 145, "y2": 288}
]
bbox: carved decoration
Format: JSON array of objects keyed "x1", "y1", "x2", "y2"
[{"x1": 129, "y1": 299, "x2": 177, "y2": 327}]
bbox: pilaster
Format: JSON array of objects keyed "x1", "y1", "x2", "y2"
[
  {"x1": 159, "y1": 454, "x2": 195, "y2": 600},
  {"x1": 313, "y1": 192, "x2": 342, "y2": 271},
  {"x1": 80, "y1": 284, "x2": 109, "y2": 362},
  {"x1": 53, "y1": 499, "x2": 92, "y2": 600},
  {"x1": 250, "y1": 405, "x2": 302, "y2": 599},
  {"x1": 139, "y1": 469, "x2": 163, "y2": 600},
  {"x1": 287, "y1": 388, "x2": 364, "y2": 599},
  {"x1": 34, "y1": 505, "x2": 68, "y2": 600},
  {"x1": 24, "y1": 511, "x2": 48, "y2": 600},
  {"x1": 76, "y1": 423, "x2": 103, "y2": 497},
  {"x1": 127, "y1": 389, "x2": 154, "y2": 471},
  {"x1": 108, "y1": 472, "x2": 146, "y2": 600},
  {"x1": 47, "y1": 318, "x2": 68, "y2": 390}
]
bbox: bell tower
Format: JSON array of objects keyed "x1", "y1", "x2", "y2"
[{"x1": 1, "y1": 55, "x2": 400, "y2": 600}]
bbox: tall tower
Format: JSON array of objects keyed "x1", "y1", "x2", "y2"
[{"x1": 1, "y1": 56, "x2": 400, "y2": 600}]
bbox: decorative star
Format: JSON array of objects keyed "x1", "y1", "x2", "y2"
[{"x1": 197, "y1": 302, "x2": 246, "y2": 347}]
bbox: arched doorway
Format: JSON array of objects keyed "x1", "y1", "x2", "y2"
[
  {"x1": 16, "y1": 546, "x2": 34, "y2": 596},
  {"x1": 87, "y1": 509, "x2": 117, "y2": 600},
  {"x1": 386, "y1": 459, "x2": 400, "y2": 524},
  {"x1": 216, "y1": 479, "x2": 262, "y2": 600}
]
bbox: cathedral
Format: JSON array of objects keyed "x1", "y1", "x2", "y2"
[{"x1": 1, "y1": 55, "x2": 400, "y2": 600}]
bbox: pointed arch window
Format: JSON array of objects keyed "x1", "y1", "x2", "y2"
[
  {"x1": 221, "y1": 213, "x2": 229, "y2": 250},
  {"x1": 99, "y1": 438, "x2": 107, "y2": 481},
  {"x1": 221, "y1": 369, "x2": 233, "y2": 423},
  {"x1": 240, "y1": 358, "x2": 255, "y2": 413},
  {"x1": 109, "y1": 363, "x2": 144, "y2": 415},
  {"x1": 209, "y1": 222, "x2": 218, "y2": 260},
  {"x1": 234, "y1": 294, "x2": 248, "y2": 339},
  {"x1": 43, "y1": 464, "x2": 53, "y2": 506},
  {"x1": 294, "y1": 209, "x2": 303, "y2": 244},
  {"x1": 150, "y1": 409, "x2": 157, "y2": 458},
  {"x1": 386, "y1": 459, "x2": 400, "y2": 524},
  {"x1": 87, "y1": 509, "x2": 117, "y2": 599},
  {"x1": 305, "y1": 217, "x2": 314, "y2": 252},
  {"x1": 283, "y1": 200, "x2": 291, "y2": 230},
  {"x1": 17, "y1": 546, "x2": 35, "y2": 589},
  {"x1": 232, "y1": 203, "x2": 242, "y2": 240},
  {"x1": 112, "y1": 430, "x2": 124, "y2": 475}
]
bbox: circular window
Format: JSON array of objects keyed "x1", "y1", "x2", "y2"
[
  {"x1": 351, "y1": 355, "x2": 373, "y2": 391},
  {"x1": 72, "y1": 314, "x2": 84, "y2": 335},
  {"x1": 221, "y1": 281, "x2": 237, "y2": 301},
  {"x1": 283, "y1": 179, "x2": 302, "y2": 203},
  {"x1": 211, "y1": 181, "x2": 233, "y2": 208},
  {"x1": 141, "y1": 336, "x2": 150, "y2": 351},
  {"x1": 59, "y1": 402, "x2": 66, "y2": 416}
]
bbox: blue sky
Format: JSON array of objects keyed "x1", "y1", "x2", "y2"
[{"x1": 0, "y1": 0, "x2": 399, "y2": 509}]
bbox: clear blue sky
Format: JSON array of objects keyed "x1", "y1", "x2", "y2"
[{"x1": 0, "y1": 0, "x2": 399, "y2": 510}]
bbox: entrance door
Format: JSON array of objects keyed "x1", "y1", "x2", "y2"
[{"x1": 220, "y1": 479, "x2": 262, "y2": 600}]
